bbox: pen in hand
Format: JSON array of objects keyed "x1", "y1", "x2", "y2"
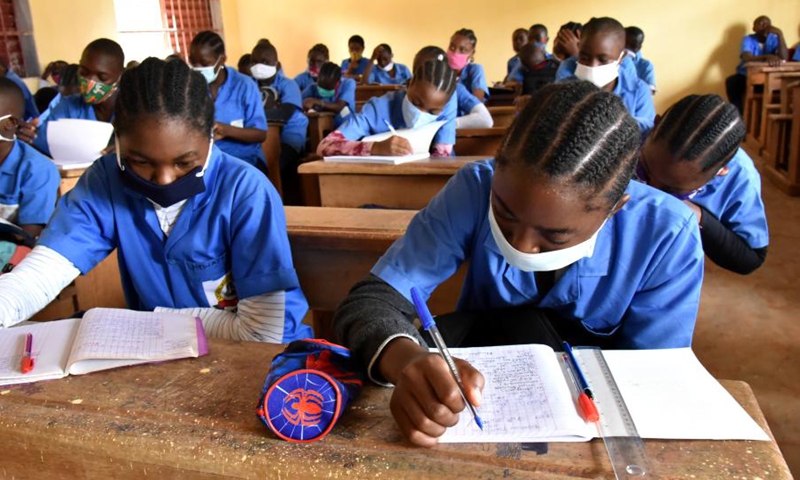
[{"x1": 410, "y1": 286, "x2": 484, "y2": 430}]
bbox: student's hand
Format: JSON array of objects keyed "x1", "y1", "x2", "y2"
[
  {"x1": 683, "y1": 200, "x2": 702, "y2": 224},
  {"x1": 371, "y1": 45, "x2": 385, "y2": 62},
  {"x1": 766, "y1": 55, "x2": 783, "y2": 67},
  {"x1": 379, "y1": 338, "x2": 485, "y2": 447},
  {"x1": 213, "y1": 122, "x2": 228, "y2": 140},
  {"x1": 556, "y1": 29, "x2": 580, "y2": 58},
  {"x1": 17, "y1": 118, "x2": 38, "y2": 145},
  {"x1": 767, "y1": 25, "x2": 783, "y2": 36},
  {"x1": 303, "y1": 97, "x2": 322, "y2": 111},
  {"x1": 371, "y1": 136, "x2": 413, "y2": 156}
]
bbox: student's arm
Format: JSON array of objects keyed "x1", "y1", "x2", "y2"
[
  {"x1": 316, "y1": 100, "x2": 412, "y2": 156},
  {"x1": 770, "y1": 27, "x2": 789, "y2": 60},
  {"x1": 741, "y1": 35, "x2": 784, "y2": 67},
  {"x1": 695, "y1": 205, "x2": 767, "y2": 274},
  {"x1": 633, "y1": 81, "x2": 656, "y2": 134},
  {"x1": 360, "y1": 46, "x2": 383, "y2": 85},
  {"x1": 468, "y1": 64, "x2": 488, "y2": 102},
  {"x1": 18, "y1": 157, "x2": 60, "y2": 238},
  {"x1": 431, "y1": 94, "x2": 457, "y2": 156},
  {"x1": 456, "y1": 103, "x2": 493, "y2": 129}
]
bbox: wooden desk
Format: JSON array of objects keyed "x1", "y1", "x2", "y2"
[
  {"x1": 0, "y1": 339, "x2": 791, "y2": 479},
  {"x1": 297, "y1": 156, "x2": 488, "y2": 209},
  {"x1": 488, "y1": 106, "x2": 516, "y2": 128},
  {"x1": 764, "y1": 85, "x2": 800, "y2": 195},
  {"x1": 744, "y1": 63, "x2": 800, "y2": 148},
  {"x1": 306, "y1": 111, "x2": 336, "y2": 155},
  {"x1": 456, "y1": 127, "x2": 507, "y2": 156},
  {"x1": 263, "y1": 120, "x2": 284, "y2": 196},
  {"x1": 355, "y1": 84, "x2": 404, "y2": 112},
  {"x1": 286, "y1": 206, "x2": 465, "y2": 340}
]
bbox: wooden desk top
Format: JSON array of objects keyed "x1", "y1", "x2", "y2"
[
  {"x1": 456, "y1": 127, "x2": 508, "y2": 137},
  {"x1": 306, "y1": 111, "x2": 336, "y2": 118},
  {"x1": 298, "y1": 156, "x2": 490, "y2": 175},
  {"x1": 286, "y1": 206, "x2": 416, "y2": 250},
  {"x1": 0, "y1": 339, "x2": 792, "y2": 479}
]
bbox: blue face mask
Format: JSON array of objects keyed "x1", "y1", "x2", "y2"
[
  {"x1": 193, "y1": 57, "x2": 222, "y2": 84},
  {"x1": 117, "y1": 137, "x2": 213, "y2": 207},
  {"x1": 401, "y1": 95, "x2": 438, "y2": 129}
]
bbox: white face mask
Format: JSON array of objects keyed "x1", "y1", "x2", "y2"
[
  {"x1": 401, "y1": 95, "x2": 438, "y2": 129},
  {"x1": 0, "y1": 114, "x2": 16, "y2": 142},
  {"x1": 193, "y1": 57, "x2": 222, "y2": 84},
  {"x1": 623, "y1": 49, "x2": 637, "y2": 59},
  {"x1": 250, "y1": 63, "x2": 277, "y2": 80},
  {"x1": 381, "y1": 62, "x2": 395, "y2": 72},
  {"x1": 488, "y1": 202, "x2": 606, "y2": 272},
  {"x1": 574, "y1": 54, "x2": 623, "y2": 88}
]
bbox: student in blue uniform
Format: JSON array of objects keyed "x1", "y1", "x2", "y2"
[
  {"x1": 625, "y1": 26, "x2": 656, "y2": 94},
  {"x1": 0, "y1": 57, "x2": 310, "y2": 342},
  {"x1": 295, "y1": 44, "x2": 329, "y2": 92},
  {"x1": 362, "y1": 44, "x2": 412, "y2": 86},
  {"x1": 342, "y1": 35, "x2": 370, "y2": 78},
  {"x1": 189, "y1": 31, "x2": 267, "y2": 168},
  {"x1": 249, "y1": 39, "x2": 308, "y2": 204},
  {"x1": 528, "y1": 24, "x2": 553, "y2": 59},
  {"x1": 556, "y1": 17, "x2": 655, "y2": 134},
  {"x1": 448, "y1": 28, "x2": 489, "y2": 102},
  {"x1": 638, "y1": 94, "x2": 768, "y2": 275},
  {"x1": 0, "y1": 78, "x2": 59, "y2": 238},
  {"x1": 506, "y1": 28, "x2": 529, "y2": 77},
  {"x1": 302, "y1": 62, "x2": 357, "y2": 128},
  {"x1": 334, "y1": 81, "x2": 704, "y2": 446},
  {"x1": 24, "y1": 39, "x2": 123, "y2": 156},
  {"x1": 0, "y1": 61, "x2": 38, "y2": 121},
  {"x1": 318, "y1": 58, "x2": 458, "y2": 158},
  {"x1": 794, "y1": 44, "x2": 800, "y2": 62},
  {"x1": 506, "y1": 43, "x2": 558, "y2": 86},
  {"x1": 726, "y1": 16, "x2": 788, "y2": 114}
]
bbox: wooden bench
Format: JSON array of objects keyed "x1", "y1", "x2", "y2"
[
  {"x1": 743, "y1": 63, "x2": 800, "y2": 149},
  {"x1": 286, "y1": 206, "x2": 465, "y2": 341},
  {"x1": 0, "y1": 338, "x2": 791, "y2": 479},
  {"x1": 763, "y1": 79, "x2": 800, "y2": 175},
  {"x1": 487, "y1": 106, "x2": 516, "y2": 128},
  {"x1": 756, "y1": 70, "x2": 800, "y2": 152},
  {"x1": 455, "y1": 127, "x2": 507, "y2": 156},
  {"x1": 297, "y1": 156, "x2": 488, "y2": 209}
]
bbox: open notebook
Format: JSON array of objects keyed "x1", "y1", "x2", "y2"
[
  {"x1": 324, "y1": 120, "x2": 446, "y2": 164},
  {"x1": 0, "y1": 309, "x2": 208, "y2": 386},
  {"x1": 439, "y1": 344, "x2": 769, "y2": 443},
  {"x1": 47, "y1": 118, "x2": 114, "y2": 171}
]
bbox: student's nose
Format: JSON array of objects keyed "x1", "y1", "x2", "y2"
[
  {"x1": 508, "y1": 228, "x2": 541, "y2": 254},
  {"x1": 151, "y1": 167, "x2": 178, "y2": 186}
]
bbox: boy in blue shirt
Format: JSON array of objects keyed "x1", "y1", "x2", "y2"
[
  {"x1": 625, "y1": 26, "x2": 656, "y2": 94},
  {"x1": 362, "y1": 44, "x2": 412, "y2": 86},
  {"x1": 302, "y1": 62, "x2": 356, "y2": 128},
  {"x1": 506, "y1": 28, "x2": 529, "y2": 77},
  {"x1": 342, "y1": 35, "x2": 370, "y2": 78},
  {"x1": 725, "y1": 16, "x2": 788, "y2": 114}
]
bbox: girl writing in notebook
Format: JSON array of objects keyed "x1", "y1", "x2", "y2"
[
  {"x1": 333, "y1": 81, "x2": 704, "y2": 446},
  {"x1": 637, "y1": 94, "x2": 768, "y2": 274},
  {"x1": 317, "y1": 58, "x2": 458, "y2": 158},
  {"x1": 0, "y1": 58, "x2": 311, "y2": 344}
]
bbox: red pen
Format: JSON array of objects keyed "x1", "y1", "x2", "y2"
[{"x1": 20, "y1": 333, "x2": 34, "y2": 374}]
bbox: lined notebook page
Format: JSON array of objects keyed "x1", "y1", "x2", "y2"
[
  {"x1": 439, "y1": 344, "x2": 594, "y2": 443},
  {"x1": 0, "y1": 319, "x2": 81, "y2": 386}
]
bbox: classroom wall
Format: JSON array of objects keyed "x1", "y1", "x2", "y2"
[{"x1": 23, "y1": 0, "x2": 800, "y2": 112}]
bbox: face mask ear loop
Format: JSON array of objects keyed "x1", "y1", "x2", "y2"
[
  {"x1": 115, "y1": 136, "x2": 125, "y2": 171},
  {"x1": 196, "y1": 137, "x2": 214, "y2": 178}
]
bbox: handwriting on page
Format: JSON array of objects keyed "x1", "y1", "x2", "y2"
[{"x1": 72, "y1": 314, "x2": 167, "y2": 360}]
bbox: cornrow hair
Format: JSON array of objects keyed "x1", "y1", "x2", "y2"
[
  {"x1": 319, "y1": 62, "x2": 342, "y2": 82},
  {"x1": 497, "y1": 81, "x2": 640, "y2": 209},
  {"x1": 114, "y1": 57, "x2": 214, "y2": 138},
  {"x1": 309, "y1": 44, "x2": 329, "y2": 58},
  {"x1": 191, "y1": 31, "x2": 225, "y2": 56},
  {"x1": 454, "y1": 28, "x2": 477, "y2": 48},
  {"x1": 651, "y1": 94, "x2": 746, "y2": 172},
  {"x1": 412, "y1": 59, "x2": 458, "y2": 96},
  {"x1": 413, "y1": 45, "x2": 446, "y2": 68}
]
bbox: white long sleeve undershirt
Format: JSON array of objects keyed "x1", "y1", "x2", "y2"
[{"x1": 455, "y1": 103, "x2": 494, "y2": 129}]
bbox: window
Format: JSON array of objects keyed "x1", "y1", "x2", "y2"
[
  {"x1": 114, "y1": 0, "x2": 222, "y2": 63},
  {"x1": 0, "y1": 0, "x2": 38, "y2": 76}
]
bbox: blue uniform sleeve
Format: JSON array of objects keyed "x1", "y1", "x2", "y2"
[
  {"x1": 301, "y1": 84, "x2": 318, "y2": 100},
  {"x1": 633, "y1": 81, "x2": 656, "y2": 133},
  {"x1": 241, "y1": 79, "x2": 268, "y2": 130},
  {"x1": 508, "y1": 64, "x2": 525, "y2": 83},
  {"x1": 371, "y1": 165, "x2": 487, "y2": 301},
  {"x1": 642, "y1": 60, "x2": 656, "y2": 88},
  {"x1": 434, "y1": 92, "x2": 458, "y2": 146},
  {"x1": 467, "y1": 64, "x2": 489, "y2": 97},
  {"x1": 457, "y1": 83, "x2": 480, "y2": 117},
  {"x1": 37, "y1": 160, "x2": 118, "y2": 274},
  {"x1": 338, "y1": 79, "x2": 357, "y2": 112},
  {"x1": 22, "y1": 89, "x2": 39, "y2": 121},
  {"x1": 710, "y1": 154, "x2": 769, "y2": 249},
  {"x1": 555, "y1": 57, "x2": 576, "y2": 81},
  {"x1": 398, "y1": 64, "x2": 413, "y2": 84},
  {"x1": 618, "y1": 215, "x2": 704, "y2": 349},
  {"x1": 341, "y1": 59, "x2": 350, "y2": 70},
  {"x1": 17, "y1": 155, "x2": 59, "y2": 225},
  {"x1": 740, "y1": 36, "x2": 759, "y2": 57},
  {"x1": 367, "y1": 68, "x2": 378, "y2": 84},
  {"x1": 765, "y1": 33, "x2": 779, "y2": 55},
  {"x1": 337, "y1": 98, "x2": 380, "y2": 140},
  {"x1": 278, "y1": 77, "x2": 303, "y2": 110},
  {"x1": 794, "y1": 46, "x2": 800, "y2": 62}
]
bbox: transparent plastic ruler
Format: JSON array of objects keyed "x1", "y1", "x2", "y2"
[{"x1": 575, "y1": 347, "x2": 651, "y2": 479}]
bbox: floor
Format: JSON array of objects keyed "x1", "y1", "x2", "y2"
[{"x1": 694, "y1": 146, "x2": 800, "y2": 475}]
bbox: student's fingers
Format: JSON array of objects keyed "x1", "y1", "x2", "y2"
[
  {"x1": 392, "y1": 385, "x2": 449, "y2": 438},
  {"x1": 390, "y1": 396, "x2": 440, "y2": 447},
  {"x1": 390, "y1": 136, "x2": 413, "y2": 155},
  {"x1": 454, "y1": 357, "x2": 485, "y2": 407},
  {"x1": 17, "y1": 122, "x2": 37, "y2": 144}
]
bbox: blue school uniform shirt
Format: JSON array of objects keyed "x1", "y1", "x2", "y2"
[
  {"x1": 341, "y1": 57, "x2": 370, "y2": 75},
  {"x1": 337, "y1": 90, "x2": 457, "y2": 147},
  {"x1": 5, "y1": 71, "x2": 39, "y2": 120},
  {"x1": 556, "y1": 57, "x2": 655, "y2": 133},
  {"x1": 302, "y1": 77, "x2": 357, "y2": 128},
  {"x1": 33, "y1": 94, "x2": 111, "y2": 157},
  {"x1": 213, "y1": 66, "x2": 268, "y2": 167},
  {"x1": 294, "y1": 71, "x2": 317, "y2": 92},
  {"x1": 631, "y1": 52, "x2": 656, "y2": 90},
  {"x1": 507, "y1": 56, "x2": 521, "y2": 76},
  {"x1": 38, "y1": 147, "x2": 311, "y2": 343},
  {"x1": 267, "y1": 71, "x2": 308, "y2": 153},
  {"x1": 372, "y1": 160, "x2": 704, "y2": 348},
  {"x1": 368, "y1": 63, "x2": 412, "y2": 85},
  {"x1": 458, "y1": 63, "x2": 489, "y2": 100},
  {"x1": 0, "y1": 141, "x2": 59, "y2": 225},
  {"x1": 690, "y1": 148, "x2": 769, "y2": 249},
  {"x1": 737, "y1": 33, "x2": 780, "y2": 75},
  {"x1": 456, "y1": 83, "x2": 481, "y2": 117}
]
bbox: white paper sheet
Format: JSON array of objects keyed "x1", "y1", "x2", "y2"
[
  {"x1": 0, "y1": 318, "x2": 81, "y2": 386},
  {"x1": 46, "y1": 119, "x2": 114, "y2": 170},
  {"x1": 324, "y1": 120, "x2": 445, "y2": 164}
]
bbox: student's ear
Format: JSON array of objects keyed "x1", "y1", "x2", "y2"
[
  {"x1": 717, "y1": 166, "x2": 730, "y2": 177},
  {"x1": 276, "y1": 61, "x2": 282, "y2": 71},
  {"x1": 610, "y1": 194, "x2": 631, "y2": 216},
  {"x1": 220, "y1": 54, "x2": 228, "y2": 66}
]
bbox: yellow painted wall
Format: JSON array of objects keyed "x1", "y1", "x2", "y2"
[{"x1": 24, "y1": 0, "x2": 800, "y2": 112}]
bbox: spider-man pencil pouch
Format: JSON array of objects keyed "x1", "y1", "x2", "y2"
[{"x1": 256, "y1": 339, "x2": 363, "y2": 443}]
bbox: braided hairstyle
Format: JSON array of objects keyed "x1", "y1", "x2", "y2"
[
  {"x1": 497, "y1": 81, "x2": 640, "y2": 209},
  {"x1": 114, "y1": 57, "x2": 214, "y2": 138},
  {"x1": 412, "y1": 57, "x2": 458, "y2": 97},
  {"x1": 413, "y1": 46, "x2": 447, "y2": 68},
  {"x1": 319, "y1": 62, "x2": 342, "y2": 84},
  {"x1": 191, "y1": 31, "x2": 225, "y2": 56},
  {"x1": 650, "y1": 94, "x2": 745, "y2": 172},
  {"x1": 454, "y1": 28, "x2": 478, "y2": 49}
]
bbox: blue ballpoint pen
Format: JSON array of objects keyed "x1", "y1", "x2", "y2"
[{"x1": 410, "y1": 286, "x2": 484, "y2": 430}]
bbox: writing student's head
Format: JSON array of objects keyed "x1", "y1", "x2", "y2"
[
  {"x1": 0, "y1": 77, "x2": 24, "y2": 142},
  {"x1": 348, "y1": 35, "x2": 365, "y2": 61},
  {"x1": 189, "y1": 31, "x2": 226, "y2": 84},
  {"x1": 624, "y1": 26, "x2": 645, "y2": 54},
  {"x1": 317, "y1": 62, "x2": 342, "y2": 97},
  {"x1": 114, "y1": 57, "x2": 215, "y2": 206},
  {"x1": 307, "y1": 44, "x2": 330, "y2": 78},
  {"x1": 519, "y1": 43, "x2": 547, "y2": 71},
  {"x1": 512, "y1": 28, "x2": 529, "y2": 54},
  {"x1": 404, "y1": 52, "x2": 457, "y2": 128},
  {"x1": 752, "y1": 16, "x2": 771, "y2": 40},
  {"x1": 640, "y1": 94, "x2": 745, "y2": 200},
  {"x1": 574, "y1": 17, "x2": 626, "y2": 90},
  {"x1": 447, "y1": 28, "x2": 477, "y2": 71},
  {"x1": 79, "y1": 38, "x2": 124, "y2": 105},
  {"x1": 250, "y1": 39, "x2": 280, "y2": 83},
  {"x1": 491, "y1": 81, "x2": 639, "y2": 267},
  {"x1": 528, "y1": 24, "x2": 549, "y2": 47}
]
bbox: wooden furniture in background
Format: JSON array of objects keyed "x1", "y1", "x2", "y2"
[
  {"x1": 355, "y1": 84, "x2": 404, "y2": 112},
  {"x1": 263, "y1": 120, "x2": 284, "y2": 196},
  {"x1": 743, "y1": 63, "x2": 800, "y2": 150},
  {"x1": 455, "y1": 127, "x2": 507, "y2": 156},
  {"x1": 306, "y1": 111, "x2": 336, "y2": 154},
  {"x1": 763, "y1": 80, "x2": 800, "y2": 179},
  {"x1": 487, "y1": 106, "x2": 516, "y2": 128},
  {"x1": 764, "y1": 85, "x2": 800, "y2": 195}
]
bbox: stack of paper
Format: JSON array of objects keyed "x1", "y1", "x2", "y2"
[{"x1": 47, "y1": 119, "x2": 115, "y2": 170}]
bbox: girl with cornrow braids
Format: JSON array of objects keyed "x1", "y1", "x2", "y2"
[
  {"x1": 0, "y1": 57, "x2": 311, "y2": 344},
  {"x1": 638, "y1": 94, "x2": 768, "y2": 274},
  {"x1": 333, "y1": 81, "x2": 704, "y2": 447}
]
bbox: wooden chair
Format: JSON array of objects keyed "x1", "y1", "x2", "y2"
[
  {"x1": 455, "y1": 127, "x2": 508, "y2": 156},
  {"x1": 305, "y1": 111, "x2": 336, "y2": 154},
  {"x1": 763, "y1": 84, "x2": 800, "y2": 195},
  {"x1": 262, "y1": 120, "x2": 284, "y2": 196},
  {"x1": 487, "y1": 106, "x2": 516, "y2": 128},
  {"x1": 763, "y1": 79, "x2": 800, "y2": 173},
  {"x1": 743, "y1": 63, "x2": 800, "y2": 149}
]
